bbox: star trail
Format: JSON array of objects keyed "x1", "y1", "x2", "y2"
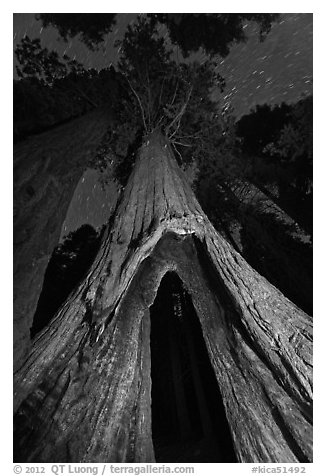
[
  {"x1": 13, "y1": 13, "x2": 312, "y2": 237},
  {"x1": 60, "y1": 169, "x2": 118, "y2": 240},
  {"x1": 13, "y1": 13, "x2": 313, "y2": 118},
  {"x1": 214, "y1": 13, "x2": 312, "y2": 117}
]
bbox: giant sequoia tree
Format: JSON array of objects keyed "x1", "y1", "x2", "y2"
[
  {"x1": 13, "y1": 12, "x2": 280, "y2": 370},
  {"x1": 14, "y1": 15, "x2": 312, "y2": 463}
]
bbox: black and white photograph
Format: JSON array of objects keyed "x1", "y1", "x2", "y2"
[{"x1": 12, "y1": 7, "x2": 313, "y2": 468}]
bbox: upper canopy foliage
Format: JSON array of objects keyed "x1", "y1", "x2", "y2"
[
  {"x1": 14, "y1": 36, "x2": 123, "y2": 141},
  {"x1": 37, "y1": 13, "x2": 117, "y2": 50},
  {"x1": 15, "y1": 35, "x2": 88, "y2": 85},
  {"x1": 149, "y1": 14, "x2": 280, "y2": 57},
  {"x1": 37, "y1": 13, "x2": 280, "y2": 56},
  {"x1": 92, "y1": 16, "x2": 238, "y2": 186},
  {"x1": 115, "y1": 17, "x2": 224, "y2": 133}
]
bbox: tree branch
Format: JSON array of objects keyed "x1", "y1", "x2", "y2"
[
  {"x1": 145, "y1": 63, "x2": 151, "y2": 127},
  {"x1": 152, "y1": 74, "x2": 167, "y2": 124},
  {"x1": 170, "y1": 78, "x2": 179, "y2": 107},
  {"x1": 125, "y1": 76, "x2": 148, "y2": 132},
  {"x1": 172, "y1": 140, "x2": 192, "y2": 147},
  {"x1": 156, "y1": 114, "x2": 166, "y2": 129},
  {"x1": 171, "y1": 140, "x2": 183, "y2": 164},
  {"x1": 166, "y1": 86, "x2": 193, "y2": 138}
]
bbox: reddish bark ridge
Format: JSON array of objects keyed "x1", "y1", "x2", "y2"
[
  {"x1": 14, "y1": 130, "x2": 312, "y2": 463},
  {"x1": 14, "y1": 109, "x2": 112, "y2": 370}
]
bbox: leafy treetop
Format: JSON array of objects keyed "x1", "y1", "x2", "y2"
[
  {"x1": 36, "y1": 13, "x2": 117, "y2": 50},
  {"x1": 37, "y1": 13, "x2": 280, "y2": 56},
  {"x1": 97, "y1": 16, "x2": 240, "y2": 188},
  {"x1": 150, "y1": 13, "x2": 280, "y2": 57},
  {"x1": 14, "y1": 36, "x2": 123, "y2": 141}
]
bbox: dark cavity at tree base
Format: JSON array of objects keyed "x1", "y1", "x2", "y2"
[{"x1": 150, "y1": 272, "x2": 237, "y2": 462}]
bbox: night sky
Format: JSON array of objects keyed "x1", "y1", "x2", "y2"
[
  {"x1": 60, "y1": 169, "x2": 119, "y2": 240},
  {"x1": 213, "y1": 13, "x2": 312, "y2": 117},
  {"x1": 13, "y1": 13, "x2": 313, "y2": 239}
]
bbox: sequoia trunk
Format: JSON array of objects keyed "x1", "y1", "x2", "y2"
[
  {"x1": 14, "y1": 108, "x2": 112, "y2": 370},
  {"x1": 219, "y1": 180, "x2": 312, "y2": 314},
  {"x1": 14, "y1": 130, "x2": 312, "y2": 463}
]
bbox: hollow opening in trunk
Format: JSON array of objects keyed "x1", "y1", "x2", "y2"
[{"x1": 150, "y1": 271, "x2": 237, "y2": 463}]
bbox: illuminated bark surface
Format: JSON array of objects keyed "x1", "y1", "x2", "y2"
[
  {"x1": 14, "y1": 130, "x2": 312, "y2": 463},
  {"x1": 221, "y1": 180, "x2": 312, "y2": 314},
  {"x1": 13, "y1": 108, "x2": 112, "y2": 370}
]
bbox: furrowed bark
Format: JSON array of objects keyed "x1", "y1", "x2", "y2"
[
  {"x1": 14, "y1": 129, "x2": 312, "y2": 463},
  {"x1": 14, "y1": 108, "x2": 112, "y2": 370},
  {"x1": 218, "y1": 180, "x2": 312, "y2": 313}
]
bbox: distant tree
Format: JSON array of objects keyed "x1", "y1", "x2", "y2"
[
  {"x1": 263, "y1": 96, "x2": 312, "y2": 198},
  {"x1": 236, "y1": 102, "x2": 292, "y2": 157},
  {"x1": 239, "y1": 205, "x2": 312, "y2": 314},
  {"x1": 235, "y1": 97, "x2": 313, "y2": 233},
  {"x1": 15, "y1": 35, "x2": 69, "y2": 83},
  {"x1": 14, "y1": 36, "x2": 123, "y2": 141},
  {"x1": 14, "y1": 97, "x2": 114, "y2": 369},
  {"x1": 31, "y1": 225, "x2": 103, "y2": 337},
  {"x1": 14, "y1": 34, "x2": 97, "y2": 85},
  {"x1": 150, "y1": 13, "x2": 280, "y2": 57},
  {"x1": 37, "y1": 13, "x2": 117, "y2": 49}
]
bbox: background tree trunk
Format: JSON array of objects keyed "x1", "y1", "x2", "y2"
[
  {"x1": 14, "y1": 130, "x2": 312, "y2": 463},
  {"x1": 14, "y1": 108, "x2": 112, "y2": 370},
  {"x1": 218, "y1": 180, "x2": 312, "y2": 314}
]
